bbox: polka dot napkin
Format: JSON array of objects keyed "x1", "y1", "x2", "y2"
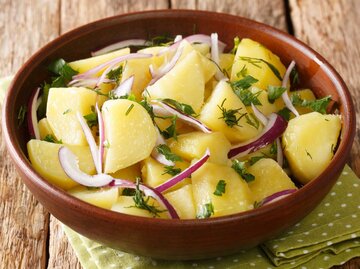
[{"x1": 63, "y1": 165, "x2": 360, "y2": 269}]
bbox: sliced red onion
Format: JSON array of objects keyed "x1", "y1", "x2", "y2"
[
  {"x1": 96, "y1": 104, "x2": 104, "y2": 173},
  {"x1": 211, "y1": 33, "x2": 226, "y2": 80},
  {"x1": 281, "y1": 61, "x2": 299, "y2": 117},
  {"x1": 158, "y1": 34, "x2": 226, "y2": 56},
  {"x1": 72, "y1": 53, "x2": 152, "y2": 81},
  {"x1": 228, "y1": 113, "x2": 288, "y2": 159},
  {"x1": 110, "y1": 179, "x2": 179, "y2": 219},
  {"x1": 151, "y1": 100, "x2": 212, "y2": 133},
  {"x1": 251, "y1": 103, "x2": 268, "y2": 126},
  {"x1": 68, "y1": 78, "x2": 112, "y2": 88},
  {"x1": 173, "y1": 35, "x2": 183, "y2": 43},
  {"x1": 76, "y1": 112, "x2": 101, "y2": 174},
  {"x1": 91, "y1": 39, "x2": 148, "y2": 57},
  {"x1": 27, "y1": 87, "x2": 41, "y2": 139},
  {"x1": 261, "y1": 189, "x2": 297, "y2": 206},
  {"x1": 155, "y1": 149, "x2": 210, "y2": 193},
  {"x1": 58, "y1": 146, "x2": 113, "y2": 187},
  {"x1": 151, "y1": 128, "x2": 175, "y2": 166},
  {"x1": 149, "y1": 46, "x2": 183, "y2": 85},
  {"x1": 111, "y1": 75, "x2": 134, "y2": 98}
]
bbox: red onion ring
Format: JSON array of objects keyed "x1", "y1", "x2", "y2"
[
  {"x1": 251, "y1": 103, "x2": 268, "y2": 126},
  {"x1": 155, "y1": 149, "x2": 210, "y2": 193},
  {"x1": 111, "y1": 75, "x2": 134, "y2": 98},
  {"x1": 261, "y1": 189, "x2": 297, "y2": 206},
  {"x1": 151, "y1": 128, "x2": 175, "y2": 166},
  {"x1": 211, "y1": 33, "x2": 226, "y2": 80},
  {"x1": 91, "y1": 39, "x2": 148, "y2": 56},
  {"x1": 281, "y1": 61, "x2": 299, "y2": 117},
  {"x1": 27, "y1": 87, "x2": 41, "y2": 139},
  {"x1": 228, "y1": 113, "x2": 288, "y2": 159}
]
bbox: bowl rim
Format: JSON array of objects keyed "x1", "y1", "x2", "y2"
[{"x1": 2, "y1": 9, "x2": 356, "y2": 227}]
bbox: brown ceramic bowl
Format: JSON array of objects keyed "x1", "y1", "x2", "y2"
[{"x1": 2, "y1": 10, "x2": 356, "y2": 260}]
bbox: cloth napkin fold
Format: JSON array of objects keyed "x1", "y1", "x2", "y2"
[{"x1": 1, "y1": 77, "x2": 359, "y2": 268}]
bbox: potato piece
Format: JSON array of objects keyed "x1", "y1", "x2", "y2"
[
  {"x1": 102, "y1": 99, "x2": 157, "y2": 173},
  {"x1": 219, "y1": 53, "x2": 235, "y2": 76},
  {"x1": 68, "y1": 186, "x2": 118, "y2": 209},
  {"x1": 290, "y1": 89, "x2": 317, "y2": 115},
  {"x1": 231, "y1": 38, "x2": 286, "y2": 89},
  {"x1": 199, "y1": 80, "x2": 262, "y2": 143},
  {"x1": 282, "y1": 112, "x2": 341, "y2": 184},
  {"x1": 141, "y1": 157, "x2": 190, "y2": 191},
  {"x1": 46, "y1": 87, "x2": 97, "y2": 145},
  {"x1": 112, "y1": 196, "x2": 168, "y2": 218},
  {"x1": 248, "y1": 86, "x2": 284, "y2": 116},
  {"x1": 110, "y1": 162, "x2": 141, "y2": 182},
  {"x1": 68, "y1": 48, "x2": 130, "y2": 74},
  {"x1": 27, "y1": 140, "x2": 95, "y2": 190},
  {"x1": 192, "y1": 43, "x2": 210, "y2": 56},
  {"x1": 168, "y1": 131, "x2": 231, "y2": 165},
  {"x1": 192, "y1": 162, "x2": 254, "y2": 217},
  {"x1": 138, "y1": 46, "x2": 166, "y2": 68},
  {"x1": 247, "y1": 158, "x2": 297, "y2": 202},
  {"x1": 164, "y1": 184, "x2": 196, "y2": 219},
  {"x1": 38, "y1": 118, "x2": 54, "y2": 140}
]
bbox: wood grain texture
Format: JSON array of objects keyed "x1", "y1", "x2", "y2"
[
  {"x1": 290, "y1": 1, "x2": 360, "y2": 268},
  {"x1": 171, "y1": 0, "x2": 287, "y2": 31},
  {"x1": 0, "y1": 0, "x2": 60, "y2": 268}
]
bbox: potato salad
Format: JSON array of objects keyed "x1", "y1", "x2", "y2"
[{"x1": 26, "y1": 34, "x2": 341, "y2": 219}]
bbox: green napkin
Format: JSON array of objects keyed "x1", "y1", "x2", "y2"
[
  {"x1": 1, "y1": 77, "x2": 359, "y2": 268},
  {"x1": 63, "y1": 166, "x2": 360, "y2": 269}
]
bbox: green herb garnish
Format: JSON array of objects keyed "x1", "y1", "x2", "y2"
[
  {"x1": 160, "y1": 115, "x2": 178, "y2": 140},
  {"x1": 122, "y1": 188, "x2": 136, "y2": 196},
  {"x1": 305, "y1": 149, "x2": 313, "y2": 159},
  {"x1": 231, "y1": 159, "x2": 255, "y2": 183},
  {"x1": 239, "y1": 56, "x2": 282, "y2": 81},
  {"x1": 213, "y1": 180, "x2": 226, "y2": 196},
  {"x1": 196, "y1": 202, "x2": 215, "y2": 219},
  {"x1": 63, "y1": 108, "x2": 71, "y2": 115},
  {"x1": 230, "y1": 76, "x2": 261, "y2": 106},
  {"x1": 218, "y1": 99, "x2": 246, "y2": 128},
  {"x1": 106, "y1": 66, "x2": 123, "y2": 84},
  {"x1": 249, "y1": 155, "x2": 266, "y2": 165},
  {"x1": 156, "y1": 144, "x2": 183, "y2": 162},
  {"x1": 17, "y1": 105, "x2": 27, "y2": 126},
  {"x1": 290, "y1": 67, "x2": 300, "y2": 85},
  {"x1": 125, "y1": 103, "x2": 134, "y2": 116},
  {"x1": 277, "y1": 107, "x2": 291, "y2": 121},
  {"x1": 162, "y1": 166, "x2": 182, "y2": 176},
  {"x1": 236, "y1": 65, "x2": 248, "y2": 78},
  {"x1": 162, "y1": 98, "x2": 197, "y2": 116},
  {"x1": 48, "y1": 58, "x2": 78, "y2": 87},
  {"x1": 83, "y1": 106, "x2": 98, "y2": 128},
  {"x1": 291, "y1": 94, "x2": 332, "y2": 114},
  {"x1": 270, "y1": 142, "x2": 277, "y2": 155},
  {"x1": 245, "y1": 113, "x2": 260, "y2": 129},
  {"x1": 267, "y1": 85, "x2": 287, "y2": 104},
  {"x1": 230, "y1": 36, "x2": 240, "y2": 54},
  {"x1": 43, "y1": 134, "x2": 62, "y2": 144}
]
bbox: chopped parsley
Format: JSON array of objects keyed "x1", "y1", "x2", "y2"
[
  {"x1": 122, "y1": 188, "x2": 136, "y2": 196},
  {"x1": 236, "y1": 65, "x2": 248, "y2": 77},
  {"x1": 156, "y1": 144, "x2": 183, "y2": 162},
  {"x1": 267, "y1": 85, "x2": 287, "y2": 104},
  {"x1": 162, "y1": 98, "x2": 197, "y2": 116},
  {"x1": 218, "y1": 99, "x2": 246, "y2": 128},
  {"x1": 230, "y1": 36, "x2": 240, "y2": 54},
  {"x1": 63, "y1": 108, "x2": 71, "y2": 115},
  {"x1": 106, "y1": 66, "x2": 123, "y2": 84},
  {"x1": 125, "y1": 103, "x2": 134, "y2": 116},
  {"x1": 277, "y1": 107, "x2": 291, "y2": 121},
  {"x1": 160, "y1": 115, "x2": 178, "y2": 140},
  {"x1": 291, "y1": 94, "x2": 332, "y2": 114},
  {"x1": 238, "y1": 56, "x2": 282, "y2": 81},
  {"x1": 83, "y1": 106, "x2": 98, "y2": 128},
  {"x1": 230, "y1": 76, "x2": 261, "y2": 106},
  {"x1": 245, "y1": 113, "x2": 260, "y2": 129},
  {"x1": 270, "y1": 142, "x2": 278, "y2": 156},
  {"x1": 213, "y1": 180, "x2": 226, "y2": 196},
  {"x1": 196, "y1": 202, "x2": 214, "y2": 219},
  {"x1": 162, "y1": 165, "x2": 182, "y2": 176},
  {"x1": 305, "y1": 149, "x2": 313, "y2": 159},
  {"x1": 231, "y1": 159, "x2": 255, "y2": 183},
  {"x1": 290, "y1": 67, "x2": 300, "y2": 85},
  {"x1": 249, "y1": 155, "x2": 266, "y2": 165},
  {"x1": 139, "y1": 97, "x2": 155, "y2": 121},
  {"x1": 17, "y1": 105, "x2": 27, "y2": 126},
  {"x1": 43, "y1": 134, "x2": 62, "y2": 144}
]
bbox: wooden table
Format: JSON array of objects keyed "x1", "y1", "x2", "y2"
[{"x1": 1, "y1": 0, "x2": 359, "y2": 268}]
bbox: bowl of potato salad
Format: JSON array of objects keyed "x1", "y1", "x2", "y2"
[{"x1": 2, "y1": 10, "x2": 355, "y2": 260}]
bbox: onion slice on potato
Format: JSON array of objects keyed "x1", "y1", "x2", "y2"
[
  {"x1": 27, "y1": 87, "x2": 41, "y2": 140},
  {"x1": 281, "y1": 61, "x2": 299, "y2": 117},
  {"x1": 261, "y1": 189, "x2": 297, "y2": 206},
  {"x1": 111, "y1": 75, "x2": 134, "y2": 98},
  {"x1": 151, "y1": 128, "x2": 175, "y2": 166}
]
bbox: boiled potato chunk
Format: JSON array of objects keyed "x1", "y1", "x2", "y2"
[
  {"x1": 141, "y1": 157, "x2": 190, "y2": 190},
  {"x1": 146, "y1": 49, "x2": 215, "y2": 113},
  {"x1": 247, "y1": 158, "x2": 297, "y2": 202},
  {"x1": 248, "y1": 86, "x2": 284, "y2": 116},
  {"x1": 111, "y1": 196, "x2": 168, "y2": 218},
  {"x1": 68, "y1": 48, "x2": 130, "y2": 74},
  {"x1": 38, "y1": 118, "x2": 54, "y2": 140},
  {"x1": 164, "y1": 184, "x2": 196, "y2": 219},
  {"x1": 290, "y1": 89, "x2": 317, "y2": 115},
  {"x1": 168, "y1": 131, "x2": 231, "y2": 165},
  {"x1": 27, "y1": 140, "x2": 95, "y2": 190},
  {"x1": 68, "y1": 186, "x2": 118, "y2": 209},
  {"x1": 110, "y1": 162, "x2": 141, "y2": 182},
  {"x1": 192, "y1": 162, "x2": 254, "y2": 217},
  {"x1": 219, "y1": 53, "x2": 235, "y2": 76},
  {"x1": 102, "y1": 99, "x2": 157, "y2": 173},
  {"x1": 199, "y1": 80, "x2": 262, "y2": 143},
  {"x1": 231, "y1": 38, "x2": 286, "y2": 89},
  {"x1": 46, "y1": 87, "x2": 97, "y2": 145},
  {"x1": 282, "y1": 112, "x2": 341, "y2": 184}
]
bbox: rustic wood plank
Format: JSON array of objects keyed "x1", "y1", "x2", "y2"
[
  {"x1": 47, "y1": 2, "x2": 170, "y2": 268},
  {"x1": 171, "y1": 0, "x2": 287, "y2": 31},
  {"x1": 0, "y1": 0, "x2": 60, "y2": 268},
  {"x1": 290, "y1": 1, "x2": 360, "y2": 268}
]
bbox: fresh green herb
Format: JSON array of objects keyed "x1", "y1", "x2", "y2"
[
  {"x1": 249, "y1": 155, "x2": 266, "y2": 165},
  {"x1": 230, "y1": 36, "x2": 240, "y2": 54},
  {"x1": 86, "y1": 186, "x2": 100, "y2": 191},
  {"x1": 162, "y1": 98, "x2": 197, "y2": 116},
  {"x1": 213, "y1": 180, "x2": 226, "y2": 196},
  {"x1": 267, "y1": 85, "x2": 287, "y2": 104},
  {"x1": 236, "y1": 65, "x2": 248, "y2": 78},
  {"x1": 196, "y1": 202, "x2": 214, "y2": 219},
  {"x1": 218, "y1": 99, "x2": 246, "y2": 128},
  {"x1": 305, "y1": 149, "x2": 313, "y2": 159},
  {"x1": 106, "y1": 66, "x2": 123, "y2": 84},
  {"x1": 156, "y1": 144, "x2": 183, "y2": 162},
  {"x1": 239, "y1": 56, "x2": 282, "y2": 81},
  {"x1": 17, "y1": 105, "x2": 27, "y2": 126},
  {"x1": 277, "y1": 107, "x2": 291, "y2": 121},
  {"x1": 245, "y1": 113, "x2": 260, "y2": 129},
  {"x1": 63, "y1": 108, "x2": 71, "y2": 115},
  {"x1": 132, "y1": 178, "x2": 167, "y2": 217},
  {"x1": 254, "y1": 201, "x2": 263, "y2": 208},
  {"x1": 125, "y1": 103, "x2": 135, "y2": 116},
  {"x1": 43, "y1": 134, "x2": 62, "y2": 144},
  {"x1": 83, "y1": 106, "x2": 98, "y2": 128},
  {"x1": 122, "y1": 188, "x2": 136, "y2": 196},
  {"x1": 291, "y1": 94, "x2": 332, "y2": 114},
  {"x1": 290, "y1": 67, "x2": 300, "y2": 85},
  {"x1": 139, "y1": 97, "x2": 155, "y2": 121},
  {"x1": 37, "y1": 83, "x2": 50, "y2": 119},
  {"x1": 270, "y1": 142, "x2": 277, "y2": 155},
  {"x1": 231, "y1": 159, "x2": 255, "y2": 183},
  {"x1": 160, "y1": 115, "x2": 178, "y2": 140},
  {"x1": 162, "y1": 165, "x2": 182, "y2": 176},
  {"x1": 230, "y1": 76, "x2": 262, "y2": 106},
  {"x1": 48, "y1": 58, "x2": 78, "y2": 87}
]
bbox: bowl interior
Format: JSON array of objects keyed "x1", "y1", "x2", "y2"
[{"x1": 2, "y1": 10, "x2": 355, "y2": 260}]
